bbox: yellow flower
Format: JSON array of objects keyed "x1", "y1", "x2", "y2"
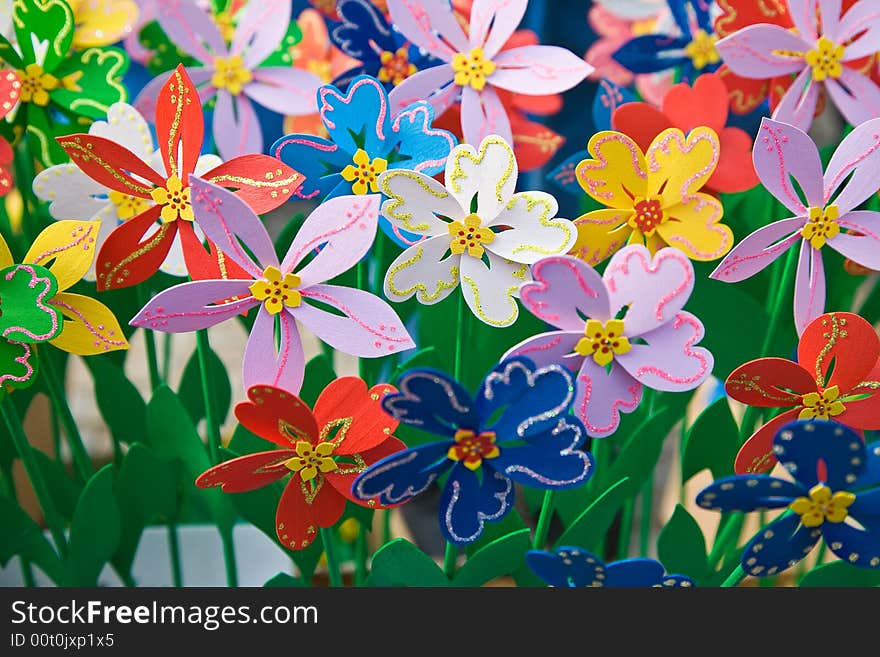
[
  {"x1": 798, "y1": 385, "x2": 846, "y2": 420},
  {"x1": 378, "y1": 47, "x2": 417, "y2": 86},
  {"x1": 801, "y1": 205, "x2": 840, "y2": 249},
  {"x1": 285, "y1": 441, "x2": 338, "y2": 482},
  {"x1": 340, "y1": 149, "x2": 387, "y2": 194},
  {"x1": 249, "y1": 266, "x2": 302, "y2": 315},
  {"x1": 574, "y1": 319, "x2": 631, "y2": 366},
  {"x1": 789, "y1": 484, "x2": 855, "y2": 528},
  {"x1": 447, "y1": 213, "x2": 495, "y2": 258},
  {"x1": 452, "y1": 47, "x2": 496, "y2": 91},
  {"x1": 571, "y1": 127, "x2": 733, "y2": 265},
  {"x1": 108, "y1": 190, "x2": 151, "y2": 220},
  {"x1": 17, "y1": 63, "x2": 60, "y2": 107},
  {"x1": 211, "y1": 55, "x2": 253, "y2": 96},
  {"x1": 150, "y1": 175, "x2": 193, "y2": 223},
  {"x1": 805, "y1": 36, "x2": 845, "y2": 81},
  {"x1": 684, "y1": 29, "x2": 720, "y2": 71}
]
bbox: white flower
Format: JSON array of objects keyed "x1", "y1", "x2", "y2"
[
  {"x1": 33, "y1": 102, "x2": 220, "y2": 281},
  {"x1": 380, "y1": 135, "x2": 576, "y2": 327}
]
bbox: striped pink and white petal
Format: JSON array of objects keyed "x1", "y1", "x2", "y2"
[{"x1": 710, "y1": 218, "x2": 805, "y2": 283}]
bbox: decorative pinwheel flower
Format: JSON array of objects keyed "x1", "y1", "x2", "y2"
[
  {"x1": 0, "y1": 68, "x2": 19, "y2": 195},
  {"x1": 132, "y1": 179, "x2": 414, "y2": 395},
  {"x1": 715, "y1": 0, "x2": 880, "y2": 131},
  {"x1": 380, "y1": 135, "x2": 576, "y2": 327},
  {"x1": 57, "y1": 65, "x2": 301, "y2": 291},
  {"x1": 352, "y1": 357, "x2": 594, "y2": 546},
  {"x1": 710, "y1": 118, "x2": 880, "y2": 334},
  {"x1": 0, "y1": 220, "x2": 129, "y2": 393},
  {"x1": 612, "y1": 0, "x2": 721, "y2": 84},
  {"x1": 725, "y1": 311, "x2": 880, "y2": 475},
  {"x1": 527, "y1": 547, "x2": 694, "y2": 587},
  {"x1": 697, "y1": 419, "x2": 880, "y2": 576},
  {"x1": 134, "y1": 0, "x2": 321, "y2": 159},
  {"x1": 0, "y1": 0, "x2": 128, "y2": 165},
  {"x1": 196, "y1": 379, "x2": 405, "y2": 551},
  {"x1": 385, "y1": 0, "x2": 592, "y2": 146},
  {"x1": 506, "y1": 248, "x2": 713, "y2": 437},
  {"x1": 571, "y1": 127, "x2": 732, "y2": 265}
]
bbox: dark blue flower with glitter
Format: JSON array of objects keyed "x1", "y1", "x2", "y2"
[
  {"x1": 612, "y1": 0, "x2": 720, "y2": 84},
  {"x1": 271, "y1": 74, "x2": 456, "y2": 246},
  {"x1": 328, "y1": 0, "x2": 442, "y2": 92},
  {"x1": 351, "y1": 356, "x2": 594, "y2": 545},
  {"x1": 696, "y1": 420, "x2": 880, "y2": 577},
  {"x1": 527, "y1": 547, "x2": 694, "y2": 588}
]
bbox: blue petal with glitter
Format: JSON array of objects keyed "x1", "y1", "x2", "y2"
[
  {"x1": 821, "y1": 514, "x2": 880, "y2": 568},
  {"x1": 547, "y1": 150, "x2": 587, "y2": 196},
  {"x1": 382, "y1": 368, "x2": 479, "y2": 436},
  {"x1": 853, "y1": 441, "x2": 880, "y2": 489},
  {"x1": 695, "y1": 475, "x2": 804, "y2": 513},
  {"x1": 592, "y1": 78, "x2": 637, "y2": 131},
  {"x1": 611, "y1": 34, "x2": 690, "y2": 74},
  {"x1": 526, "y1": 548, "x2": 605, "y2": 587},
  {"x1": 741, "y1": 513, "x2": 820, "y2": 576},
  {"x1": 269, "y1": 133, "x2": 349, "y2": 200},
  {"x1": 330, "y1": 0, "x2": 398, "y2": 62},
  {"x1": 773, "y1": 420, "x2": 866, "y2": 491},
  {"x1": 439, "y1": 463, "x2": 515, "y2": 545},
  {"x1": 351, "y1": 439, "x2": 451, "y2": 506}
]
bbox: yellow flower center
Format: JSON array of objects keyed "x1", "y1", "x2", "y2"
[
  {"x1": 16, "y1": 63, "x2": 59, "y2": 107},
  {"x1": 284, "y1": 440, "x2": 338, "y2": 482},
  {"x1": 211, "y1": 55, "x2": 253, "y2": 96},
  {"x1": 798, "y1": 385, "x2": 846, "y2": 420},
  {"x1": 108, "y1": 190, "x2": 150, "y2": 220},
  {"x1": 575, "y1": 319, "x2": 632, "y2": 367},
  {"x1": 447, "y1": 429, "x2": 500, "y2": 471},
  {"x1": 452, "y1": 47, "x2": 496, "y2": 91},
  {"x1": 801, "y1": 205, "x2": 840, "y2": 249},
  {"x1": 805, "y1": 36, "x2": 845, "y2": 81},
  {"x1": 629, "y1": 196, "x2": 666, "y2": 236},
  {"x1": 213, "y1": 10, "x2": 236, "y2": 44},
  {"x1": 684, "y1": 29, "x2": 720, "y2": 71},
  {"x1": 340, "y1": 149, "x2": 388, "y2": 194},
  {"x1": 789, "y1": 484, "x2": 855, "y2": 528},
  {"x1": 249, "y1": 265, "x2": 302, "y2": 315},
  {"x1": 149, "y1": 175, "x2": 193, "y2": 223},
  {"x1": 378, "y1": 47, "x2": 417, "y2": 86},
  {"x1": 448, "y1": 213, "x2": 495, "y2": 258}
]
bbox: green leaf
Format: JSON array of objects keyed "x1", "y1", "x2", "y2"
[
  {"x1": 32, "y1": 447, "x2": 82, "y2": 522},
  {"x1": 682, "y1": 397, "x2": 739, "y2": 482},
  {"x1": 178, "y1": 344, "x2": 232, "y2": 426},
  {"x1": 86, "y1": 356, "x2": 147, "y2": 445},
  {"x1": 13, "y1": 0, "x2": 75, "y2": 71},
  {"x1": 657, "y1": 504, "x2": 708, "y2": 583},
  {"x1": 264, "y1": 572, "x2": 304, "y2": 587},
  {"x1": 52, "y1": 47, "x2": 129, "y2": 119},
  {"x1": 555, "y1": 477, "x2": 630, "y2": 552},
  {"x1": 65, "y1": 465, "x2": 121, "y2": 586},
  {"x1": 366, "y1": 538, "x2": 448, "y2": 587},
  {"x1": 299, "y1": 354, "x2": 336, "y2": 408},
  {"x1": 453, "y1": 529, "x2": 530, "y2": 587},
  {"x1": 799, "y1": 561, "x2": 880, "y2": 587},
  {"x1": 0, "y1": 495, "x2": 63, "y2": 583}
]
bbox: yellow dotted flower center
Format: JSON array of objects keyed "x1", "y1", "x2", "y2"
[
  {"x1": 802, "y1": 205, "x2": 840, "y2": 249},
  {"x1": 448, "y1": 213, "x2": 495, "y2": 258},
  {"x1": 805, "y1": 36, "x2": 845, "y2": 81},
  {"x1": 378, "y1": 47, "x2": 417, "y2": 86},
  {"x1": 340, "y1": 149, "x2": 388, "y2": 194},
  {"x1": 798, "y1": 385, "x2": 846, "y2": 420},
  {"x1": 447, "y1": 429, "x2": 500, "y2": 471},
  {"x1": 211, "y1": 55, "x2": 253, "y2": 96},
  {"x1": 575, "y1": 319, "x2": 632, "y2": 367},
  {"x1": 108, "y1": 190, "x2": 151, "y2": 220},
  {"x1": 684, "y1": 29, "x2": 720, "y2": 71},
  {"x1": 452, "y1": 47, "x2": 496, "y2": 91},
  {"x1": 249, "y1": 265, "x2": 302, "y2": 315},
  {"x1": 16, "y1": 63, "x2": 59, "y2": 106},
  {"x1": 789, "y1": 484, "x2": 855, "y2": 528},
  {"x1": 629, "y1": 196, "x2": 666, "y2": 236},
  {"x1": 284, "y1": 440, "x2": 338, "y2": 482},
  {"x1": 150, "y1": 175, "x2": 193, "y2": 223}
]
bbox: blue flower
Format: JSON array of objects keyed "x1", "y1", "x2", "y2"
[
  {"x1": 271, "y1": 74, "x2": 456, "y2": 246},
  {"x1": 328, "y1": 0, "x2": 442, "y2": 92},
  {"x1": 696, "y1": 420, "x2": 880, "y2": 576},
  {"x1": 351, "y1": 356, "x2": 594, "y2": 545},
  {"x1": 612, "y1": 0, "x2": 720, "y2": 83},
  {"x1": 527, "y1": 547, "x2": 695, "y2": 587}
]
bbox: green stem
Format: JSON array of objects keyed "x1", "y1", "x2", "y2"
[
  {"x1": 532, "y1": 491, "x2": 556, "y2": 550},
  {"x1": 707, "y1": 513, "x2": 744, "y2": 570},
  {"x1": 167, "y1": 519, "x2": 183, "y2": 587},
  {"x1": 814, "y1": 541, "x2": 827, "y2": 566},
  {"x1": 162, "y1": 332, "x2": 173, "y2": 382},
  {"x1": 443, "y1": 542, "x2": 458, "y2": 579},
  {"x1": 639, "y1": 476, "x2": 653, "y2": 558},
  {"x1": 382, "y1": 508, "x2": 392, "y2": 544},
  {"x1": 39, "y1": 351, "x2": 92, "y2": 484},
  {"x1": 12, "y1": 141, "x2": 37, "y2": 240},
  {"x1": 453, "y1": 294, "x2": 466, "y2": 381},
  {"x1": 138, "y1": 286, "x2": 162, "y2": 391},
  {"x1": 616, "y1": 499, "x2": 634, "y2": 559},
  {"x1": 2, "y1": 466, "x2": 36, "y2": 586},
  {"x1": 1, "y1": 396, "x2": 68, "y2": 557},
  {"x1": 354, "y1": 521, "x2": 368, "y2": 587},
  {"x1": 320, "y1": 527, "x2": 343, "y2": 587},
  {"x1": 721, "y1": 565, "x2": 746, "y2": 588}
]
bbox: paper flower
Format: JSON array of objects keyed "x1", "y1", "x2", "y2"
[
  {"x1": 0, "y1": 0, "x2": 128, "y2": 165},
  {"x1": 612, "y1": 0, "x2": 721, "y2": 84},
  {"x1": 570, "y1": 127, "x2": 732, "y2": 265},
  {"x1": 527, "y1": 547, "x2": 694, "y2": 587},
  {"x1": 505, "y1": 248, "x2": 713, "y2": 438},
  {"x1": 725, "y1": 311, "x2": 880, "y2": 475},
  {"x1": 611, "y1": 73, "x2": 758, "y2": 194},
  {"x1": 71, "y1": 0, "x2": 139, "y2": 48},
  {"x1": 34, "y1": 102, "x2": 222, "y2": 281},
  {"x1": 0, "y1": 68, "x2": 19, "y2": 196},
  {"x1": 715, "y1": 0, "x2": 880, "y2": 131},
  {"x1": 196, "y1": 379, "x2": 406, "y2": 550},
  {"x1": 697, "y1": 419, "x2": 880, "y2": 575},
  {"x1": 57, "y1": 65, "x2": 301, "y2": 291},
  {"x1": 352, "y1": 357, "x2": 594, "y2": 546},
  {"x1": 381, "y1": 135, "x2": 576, "y2": 327},
  {"x1": 710, "y1": 118, "x2": 880, "y2": 333},
  {"x1": 132, "y1": 179, "x2": 414, "y2": 395},
  {"x1": 134, "y1": 0, "x2": 321, "y2": 159},
  {"x1": 385, "y1": 0, "x2": 592, "y2": 146}
]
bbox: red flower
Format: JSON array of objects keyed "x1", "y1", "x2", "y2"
[
  {"x1": 612, "y1": 72, "x2": 759, "y2": 194},
  {"x1": 196, "y1": 378, "x2": 406, "y2": 551},
  {"x1": 56, "y1": 65, "x2": 303, "y2": 291},
  {"x1": 0, "y1": 69, "x2": 21, "y2": 196},
  {"x1": 726, "y1": 312, "x2": 880, "y2": 475}
]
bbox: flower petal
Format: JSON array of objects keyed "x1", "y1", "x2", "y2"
[
  {"x1": 387, "y1": 64, "x2": 458, "y2": 116},
  {"x1": 570, "y1": 209, "x2": 633, "y2": 265},
  {"x1": 48, "y1": 292, "x2": 128, "y2": 355},
  {"x1": 822, "y1": 117, "x2": 880, "y2": 214},
  {"x1": 460, "y1": 252, "x2": 528, "y2": 328},
  {"x1": 382, "y1": 368, "x2": 479, "y2": 436},
  {"x1": 520, "y1": 255, "x2": 610, "y2": 331},
  {"x1": 89, "y1": 101, "x2": 157, "y2": 161},
  {"x1": 440, "y1": 463, "x2": 514, "y2": 545},
  {"x1": 33, "y1": 163, "x2": 107, "y2": 222},
  {"x1": 798, "y1": 311, "x2": 879, "y2": 395},
  {"x1": 154, "y1": 0, "x2": 224, "y2": 62},
  {"x1": 386, "y1": 0, "x2": 469, "y2": 59},
  {"x1": 94, "y1": 206, "x2": 176, "y2": 291},
  {"x1": 712, "y1": 126, "x2": 760, "y2": 193},
  {"x1": 611, "y1": 34, "x2": 690, "y2": 75},
  {"x1": 709, "y1": 218, "x2": 804, "y2": 283},
  {"x1": 611, "y1": 101, "x2": 674, "y2": 153},
  {"x1": 741, "y1": 512, "x2": 819, "y2": 577},
  {"x1": 574, "y1": 358, "x2": 643, "y2": 438},
  {"x1": 734, "y1": 408, "x2": 801, "y2": 474},
  {"x1": 352, "y1": 440, "x2": 453, "y2": 505},
  {"x1": 325, "y1": 435, "x2": 408, "y2": 507},
  {"x1": 696, "y1": 474, "x2": 803, "y2": 513},
  {"x1": 384, "y1": 235, "x2": 461, "y2": 305},
  {"x1": 318, "y1": 75, "x2": 391, "y2": 156},
  {"x1": 231, "y1": 0, "x2": 292, "y2": 68},
  {"x1": 824, "y1": 71, "x2": 880, "y2": 146},
  {"x1": 489, "y1": 192, "x2": 575, "y2": 264},
  {"x1": 655, "y1": 193, "x2": 732, "y2": 261},
  {"x1": 821, "y1": 516, "x2": 880, "y2": 568},
  {"x1": 195, "y1": 450, "x2": 293, "y2": 493},
  {"x1": 55, "y1": 134, "x2": 164, "y2": 197},
  {"x1": 202, "y1": 155, "x2": 302, "y2": 214},
  {"x1": 771, "y1": 67, "x2": 820, "y2": 132},
  {"x1": 460, "y1": 85, "x2": 513, "y2": 146},
  {"x1": 155, "y1": 66, "x2": 205, "y2": 181},
  {"x1": 793, "y1": 239, "x2": 825, "y2": 336},
  {"x1": 271, "y1": 133, "x2": 349, "y2": 200},
  {"x1": 379, "y1": 169, "x2": 464, "y2": 237},
  {"x1": 243, "y1": 306, "x2": 305, "y2": 394},
  {"x1": 234, "y1": 385, "x2": 319, "y2": 450},
  {"x1": 829, "y1": 211, "x2": 880, "y2": 270},
  {"x1": 312, "y1": 378, "x2": 399, "y2": 455},
  {"x1": 726, "y1": 357, "x2": 817, "y2": 407},
  {"x1": 504, "y1": 330, "x2": 584, "y2": 371},
  {"x1": 445, "y1": 135, "x2": 518, "y2": 221},
  {"x1": 470, "y1": 0, "x2": 527, "y2": 58},
  {"x1": 25, "y1": 220, "x2": 101, "y2": 292},
  {"x1": 604, "y1": 559, "x2": 672, "y2": 587},
  {"x1": 248, "y1": 67, "x2": 322, "y2": 115},
  {"x1": 491, "y1": 46, "x2": 593, "y2": 94},
  {"x1": 276, "y1": 474, "x2": 346, "y2": 550},
  {"x1": 390, "y1": 100, "x2": 457, "y2": 175},
  {"x1": 773, "y1": 418, "x2": 866, "y2": 491},
  {"x1": 212, "y1": 92, "x2": 262, "y2": 161},
  {"x1": 646, "y1": 127, "x2": 719, "y2": 208},
  {"x1": 715, "y1": 25, "x2": 811, "y2": 78},
  {"x1": 838, "y1": 1, "x2": 880, "y2": 59},
  {"x1": 575, "y1": 131, "x2": 649, "y2": 209},
  {"x1": 0, "y1": 339, "x2": 37, "y2": 391},
  {"x1": 130, "y1": 279, "x2": 257, "y2": 332},
  {"x1": 526, "y1": 548, "x2": 604, "y2": 587}
]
